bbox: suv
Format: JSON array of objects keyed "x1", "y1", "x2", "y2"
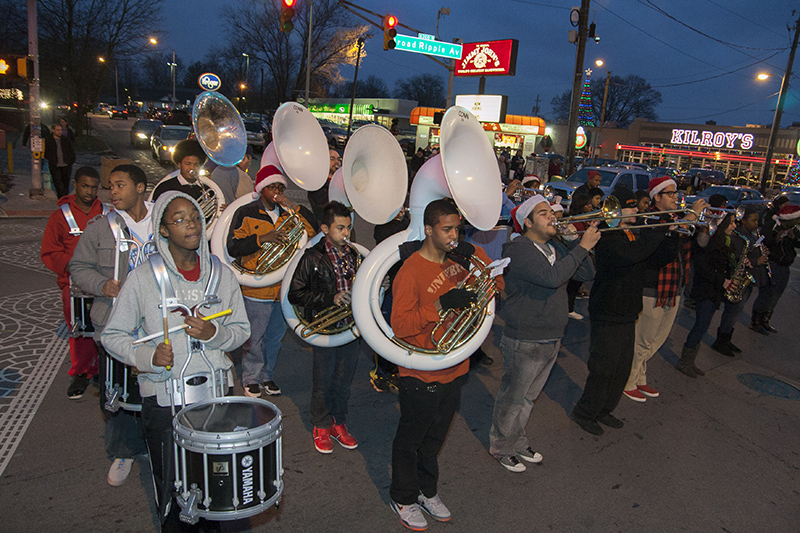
[{"x1": 548, "y1": 166, "x2": 651, "y2": 210}]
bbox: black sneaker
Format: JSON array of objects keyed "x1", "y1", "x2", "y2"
[
  {"x1": 371, "y1": 376, "x2": 392, "y2": 392},
  {"x1": 597, "y1": 412, "x2": 624, "y2": 429},
  {"x1": 262, "y1": 380, "x2": 281, "y2": 395},
  {"x1": 67, "y1": 374, "x2": 90, "y2": 400},
  {"x1": 570, "y1": 412, "x2": 604, "y2": 435}
]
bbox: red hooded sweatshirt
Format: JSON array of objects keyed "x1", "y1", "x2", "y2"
[{"x1": 41, "y1": 194, "x2": 107, "y2": 289}]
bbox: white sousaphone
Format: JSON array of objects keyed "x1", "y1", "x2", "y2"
[
  {"x1": 350, "y1": 106, "x2": 502, "y2": 371},
  {"x1": 280, "y1": 124, "x2": 408, "y2": 347},
  {"x1": 210, "y1": 102, "x2": 329, "y2": 287}
]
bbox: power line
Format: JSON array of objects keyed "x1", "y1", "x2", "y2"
[
  {"x1": 663, "y1": 91, "x2": 779, "y2": 122},
  {"x1": 703, "y1": 0, "x2": 789, "y2": 40},
  {"x1": 650, "y1": 50, "x2": 785, "y2": 88}
]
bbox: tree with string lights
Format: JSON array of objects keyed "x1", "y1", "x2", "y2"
[{"x1": 578, "y1": 69, "x2": 595, "y2": 127}]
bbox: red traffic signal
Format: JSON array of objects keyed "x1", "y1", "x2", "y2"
[
  {"x1": 280, "y1": 0, "x2": 295, "y2": 33},
  {"x1": 383, "y1": 14, "x2": 398, "y2": 50}
]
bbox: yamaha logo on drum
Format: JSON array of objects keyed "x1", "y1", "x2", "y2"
[
  {"x1": 198, "y1": 72, "x2": 222, "y2": 91},
  {"x1": 241, "y1": 455, "x2": 254, "y2": 468},
  {"x1": 241, "y1": 454, "x2": 255, "y2": 505}
]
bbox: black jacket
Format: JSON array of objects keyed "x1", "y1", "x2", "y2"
[
  {"x1": 690, "y1": 237, "x2": 733, "y2": 303},
  {"x1": 287, "y1": 240, "x2": 339, "y2": 321},
  {"x1": 764, "y1": 218, "x2": 800, "y2": 267},
  {"x1": 589, "y1": 227, "x2": 677, "y2": 323},
  {"x1": 44, "y1": 134, "x2": 76, "y2": 167}
]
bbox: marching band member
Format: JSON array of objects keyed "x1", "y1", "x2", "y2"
[
  {"x1": 710, "y1": 208, "x2": 769, "y2": 356},
  {"x1": 676, "y1": 214, "x2": 736, "y2": 377},
  {"x1": 70, "y1": 165, "x2": 152, "y2": 486},
  {"x1": 41, "y1": 166, "x2": 105, "y2": 398},
  {"x1": 490, "y1": 194, "x2": 598, "y2": 472},
  {"x1": 151, "y1": 139, "x2": 208, "y2": 202},
  {"x1": 288, "y1": 201, "x2": 360, "y2": 454},
  {"x1": 571, "y1": 187, "x2": 678, "y2": 435},
  {"x1": 227, "y1": 165, "x2": 315, "y2": 398},
  {"x1": 388, "y1": 199, "x2": 503, "y2": 531},
  {"x1": 101, "y1": 192, "x2": 249, "y2": 532},
  {"x1": 750, "y1": 204, "x2": 800, "y2": 334},
  {"x1": 622, "y1": 177, "x2": 706, "y2": 400},
  {"x1": 208, "y1": 144, "x2": 255, "y2": 204}
]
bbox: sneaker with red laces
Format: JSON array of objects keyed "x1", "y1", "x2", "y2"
[
  {"x1": 330, "y1": 422, "x2": 358, "y2": 449},
  {"x1": 637, "y1": 384, "x2": 660, "y2": 398},
  {"x1": 623, "y1": 388, "x2": 647, "y2": 402},
  {"x1": 313, "y1": 426, "x2": 333, "y2": 454}
]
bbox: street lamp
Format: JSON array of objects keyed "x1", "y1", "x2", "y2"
[
  {"x1": 593, "y1": 59, "x2": 611, "y2": 165},
  {"x1": 242, "y1": 53, "x2": 250, "y2": 112},
  {"x1": 98, "y1": 56, "x2": 119, "y2": 107},
  {"x1": 757, "y1": 71, "x2": 790, "y2": 192},
  {"x1": 149, "y1": 37, "x2": 176, "y2": 109}
]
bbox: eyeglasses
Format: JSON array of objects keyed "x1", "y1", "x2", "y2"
[
  {"x1": 659, "y1": 190, "x2": 678, "y2": 197},
  {"x1": 163, "y1": 215, "x2": 202, "y2": 228},
  {"x1": 266, "y1": 184, "x2": 286, "y2": 192}
]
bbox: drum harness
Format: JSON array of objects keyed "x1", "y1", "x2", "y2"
[
  {"x1": 149, "y1": 253, "x2": 229, "y2": 414},
  {"x1": 61, "y1": 202, "x2": 111, "y2": 236}
]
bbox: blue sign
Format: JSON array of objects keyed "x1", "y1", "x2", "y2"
[{"x1": 198, "y1": 72, "x2": 221, "y2": 92}]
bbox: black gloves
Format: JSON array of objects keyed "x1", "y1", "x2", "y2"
[
  {"x1": 447, "y1": 241, "x2": 475, "y2": 269},
  {"x1": 439, "y1": 288, "x2": 476, "y2": 311}
]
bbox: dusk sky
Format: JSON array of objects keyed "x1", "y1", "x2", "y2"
[{"x1": 163, "y1": 0, "x2": 800, "y2": 127}]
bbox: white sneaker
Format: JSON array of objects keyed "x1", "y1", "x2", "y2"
[
  {"x1": 568, "y1": 311, "x2": 583, "y2": 320},
  {"x1": 108, "y1": 458, "x2": 134, "y2": 486},
  {"x1": 516, "y1": 446, "x2": 543, "y2": 463},
  {"x1": 417, "y1": 493, "x2": 451, "y2": 522},
  {"x1": 391, "y1": 500, "x2": 428, "y2": 531}
]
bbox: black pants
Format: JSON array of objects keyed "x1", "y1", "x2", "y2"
[
  {"x1": 390, "y1": 375, "x2": 464, "y2": 505},
  {"x1": 50, "y1": 164, "x2": 72, "y2": 198},
  {"x1": 752, "y1": 262, "x2": 790, "y2": 315},
  {"x1": 141, "y1": 396, "x2": 222, "y2": 532},
  {"x1": 567, "y1": 279, "x2": 582, "y2": 313},
  {"x1": 573, "y1": 319, "x2": 635, "y2": 421}
]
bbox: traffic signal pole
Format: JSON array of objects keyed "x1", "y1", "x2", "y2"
[
  {"x1": 565, "y1": 0, "x2": 591, "y2": 178},
  {"x1": 26, "y1": 0, "x2": 43, "y2": 198}
]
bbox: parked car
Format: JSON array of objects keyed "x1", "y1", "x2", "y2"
[
  {"x1": 151, "y1": 125, "x2": 192, "y2": 164},
  {"x1": 108, "y1": 106, "x2": 128, "y2": 120},
  {"x1": 244, "y1": 120, "x2": 268, "y2": 152},
  {"x1": 165, "y1": 109, "x2": 192, "y2": 126},
  {"x1": 685, "y1": 185, "x2": 770, "y2": 214},
  {"x1": 677, "y1": 168, "x2": 726, "y2": 190},
  {"x1": 125, "y1": 104, "x2": 139, "y2": 117},
  {"x1": 129, "y1": 119, "x2": 164, "y2": 148},
  {"x1": 548, "y1": 166, "x2": 651, "y2": 211},
  {"x1": 94, "y1": 102, "x2": 112, "y2": 114},
  {"x1": 649, "y1": 166, "x2": 681, "y2": 180},
  {"x1": 772, "y1": 190, "x2": 800, "y2": 206},
  {"x1": 611, "y1": 161, "x2": 651, "y2": 172},
  {"x1": 322, "y1": 125, "x2": 347, "y2": 149},
  {"x1": 350, "y1": 120, "x2": 375, "y2": 130}
]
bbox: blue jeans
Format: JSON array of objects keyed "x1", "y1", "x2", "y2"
[
  {"x1": 241, "y1": 299, "x2": 287, "y2": 385},
  {"x1": 489, "y1": 336, "x2": 560, "y2": 457},
  {"x1": 98, "y1": 343, "x2": 147, "y2": 460},
  {"x1": 684, "y1": 299, "x2": 719, "y2": 349},
  {"x1": 719, "y1": 285, "x2": 753, "y2": 335},
  {"x1": 310, "y1": 341, "x2": 360, "y2": 428}
]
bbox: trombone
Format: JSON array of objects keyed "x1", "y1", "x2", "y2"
[{"x1": 554, "y1": 196, "x2": 621, "y2": 231}]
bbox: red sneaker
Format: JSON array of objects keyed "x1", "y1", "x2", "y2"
[
  {"x1": 623, "y1": 388, "x2": 647, "y2": 403},
  {"x1": 313, "y1": 426, "x2": 333, "y2": 454},
  {"x1": 330, "y1": 422, "x2": 358, "y2": 449},
  {"x1": 637, "y1": 384, "x2": 660, "y2": 398}
]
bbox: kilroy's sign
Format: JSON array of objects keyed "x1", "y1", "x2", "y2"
[
  {"x1": 670, "y1": 128, "x2": 754, "y2": 150},
  {"x1": 455, "y1": 39, "x2": 519, "y2": 77}
]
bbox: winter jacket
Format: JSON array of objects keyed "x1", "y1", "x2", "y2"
[
  {"x1": 101, "y1": 191, "x2": 250, "y2": 399},
  {"x1": 41, "y1": 195, "x2": 107, "y2": 289},
  {"x1": 764, "y1": 218, "x2": 800, "y2": 267},
  {"x1": 44, "y1": 134, "x2": 76, "y2": 168},
  {"x1": 287, "y1": 239, "x2": 340, "y2": 321},
  {"x1": 690, "y1": 237, "x2": 733, "y2": 303},
  {"x1": 500, "y1": 235, "x2": 595, "y2": 341}
]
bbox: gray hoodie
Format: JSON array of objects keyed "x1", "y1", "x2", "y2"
[
  {"x1": 101, "y1": 192, "x2": 250, "y2": 399},
  {"x1": 500, "y1": 234, "x2": 595, "y2": 341}
]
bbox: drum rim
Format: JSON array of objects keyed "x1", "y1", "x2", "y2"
[
  {"x1": 173, "y1": 396, "x2": 283, "y2": 448},
  {"x1": 178, "y1": 480, "x2": 284, "y2": 521}
]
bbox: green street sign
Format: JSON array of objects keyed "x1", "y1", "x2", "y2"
[{"x1": 394, "y1": 34, "x2": 462, "y2": 60}]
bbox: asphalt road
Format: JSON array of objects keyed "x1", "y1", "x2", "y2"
[{"x1": 0, "y1": 117, "x2": 799, "y2": 531}]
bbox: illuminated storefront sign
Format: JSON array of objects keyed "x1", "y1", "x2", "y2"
[
  {"x1": 670, "y1": 129, "x2": 754, "y2": 150},
  {"x1": 455, "y1": 39, "x2": 519, "y2": 77},
  {"x1": 308, "y1": 103, "x2": 374, "y2": 115},
  {"x1": 575, "y1": 126, "x2": 587, "y2": 149},
  {"x1": 455, "y1": 94, "x2": 507, "y2": 123}
]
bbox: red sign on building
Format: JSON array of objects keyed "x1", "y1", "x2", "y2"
[{"x1": 455, "y1": 39, "x2": 519, "y2": 77}]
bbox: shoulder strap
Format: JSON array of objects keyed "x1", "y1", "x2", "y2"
[
  {"x1": 60, "y1": 204, "x2": 82, "y2": 236},
  {"x1": 149, "y1": 253, "x2": 178, "y2": 307},
  {"x1": 101, "y1": 203, "x2": 111, "y2": 215},
  {"x1": 205, "y1": 254, "x2": 221, "y2": 299}
]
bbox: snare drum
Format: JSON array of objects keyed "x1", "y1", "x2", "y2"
[
  {"x1": 104, "y1": 352, "x2": 142, "y2": 412},
  {"x1": 69, "y1": 285, "x2": 94, "y2": 338},
  {"x1": 172, "y1": 397, "x2": 283, "y2": 524}
]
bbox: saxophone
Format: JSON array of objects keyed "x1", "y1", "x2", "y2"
[{"x1": 725, "y1": 233, "x2": 756, "y2": 304}]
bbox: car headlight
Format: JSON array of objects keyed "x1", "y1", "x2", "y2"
[
  {"x1": 137, "y1": 133, "x2": 148, "y2": 139},
  {"x1": 168, "y1": 146, "x2": 175, "y2": 153}
]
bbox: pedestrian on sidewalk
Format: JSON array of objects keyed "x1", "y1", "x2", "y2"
[{"x1": 44, "y1": 123, "x2": 76, "y2": 198}]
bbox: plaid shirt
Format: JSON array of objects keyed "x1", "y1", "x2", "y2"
[
  {"x1": 652, "y1": 210, "x2": 691, "y2": 308},
  {"x1": 324, "y1": 240, "x2": 356, "y2": 294}
]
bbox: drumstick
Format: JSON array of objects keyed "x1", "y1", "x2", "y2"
[{"x1": 133, "y1": 309, "x2": 233, "y2": 345}]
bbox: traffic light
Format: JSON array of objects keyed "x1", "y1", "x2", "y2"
[
  {"x1": 383, "y1": 14, "x2": 398, "y2": 50},
  {"x1": 0, "y1": 55, "x2": 31, "y2": 78},
  {"x1": 280, "y1": 0, "x2": 295, "y2": 33},
  {"x1": 17, "y1": 57, "x2": 31, "y2": 79}
]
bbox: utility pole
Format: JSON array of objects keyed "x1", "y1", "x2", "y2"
[
  {"x1": 305, "y1": 0, "x2": 313, "y2": 107},
  {"x1": 532, "y1": 94, "x2": 540, "y2": 116},
  {"x1": 565, "y1": 0, "x2": 591, "y2": 177},
  {"x1": 346, "y1": 37, "x2": 365, "y2": 141},
  {"x1": 26, "y1": 0, "x2": 43, "y2": 197},
  {"x1": 760, "y1": 12, "x2": 800, "y2": 193}
]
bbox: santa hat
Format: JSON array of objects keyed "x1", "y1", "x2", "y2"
[
  {"x1": 649, "y1": 176, "x2": 677, "y2": 198},
  {"x1": 253, "y1": 164, "x2": 287, "y2": 198},
  {"x1": 522, "y1": 175, "x2": 540, "y2": 188},
  {"x1": 510, "y1": 194, "x2": 547, "y2": 233},
  {"x1": 776, "y1": 204, "x2": 800, "y2": 221}
]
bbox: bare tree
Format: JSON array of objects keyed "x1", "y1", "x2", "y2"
[
  {"x1": 38, "y1": 0, "x2": 163, "y2": 133},
  {"x1": 223, "y1": 0, "x2": 369, "y2": 107},
  {"x1": 550, "y1": 74, "x2": 662, "y2": 128},
  {"x1": 332, "y1": 74, "x2": 390, "y2": 99},
  {"x1": 394, "y1": 74, "x2": 446, "y2": 107},
  {"x1": 0, "y1": 0, "x2": 27, "y2": 55}
]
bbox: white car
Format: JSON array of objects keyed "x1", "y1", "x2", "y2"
[{"x1": 150, "y1": 125, "x2": 192, "y2": 164}]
